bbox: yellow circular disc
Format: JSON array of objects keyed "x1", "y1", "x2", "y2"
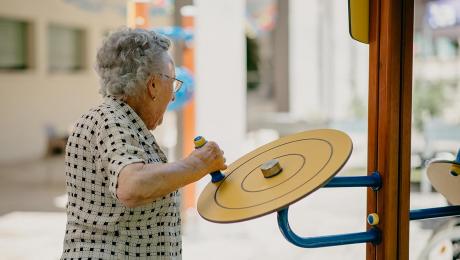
[
  {"x1": 197, "y1": 129, "x2": 353, "y2": 223},
  {"x1": 427, "y1": 160, "x2": 460, "y2": 205}
]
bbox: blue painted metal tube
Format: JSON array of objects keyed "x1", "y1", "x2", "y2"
[
  {"x1": 277, "y1": 207, "x2": 381, "y2": 248},
  {"x1": 324, "y1": 172, "x2": 381, "y2": 191},
  {"x1": 410, "y1": 206, "x2": 460, "y2": 221}
]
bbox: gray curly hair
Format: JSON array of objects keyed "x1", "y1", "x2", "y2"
[{"x1": 95, "y1": 27, "x2": 172, "y2": 97}]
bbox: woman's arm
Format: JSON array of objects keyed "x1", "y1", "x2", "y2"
[{"x1": 116, "y1": 141, "x2": 226, "y2": 208}]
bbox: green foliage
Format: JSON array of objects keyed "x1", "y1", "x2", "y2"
[
  {"x1": 246, "y1": 35, "x2": 260, "y2": 91},
  {"x1": 246, "y1": 36, "x2": 259, "y2": 71},
  {"x1": 412, "y1": 79, "x2": 449, "y2": 131}
]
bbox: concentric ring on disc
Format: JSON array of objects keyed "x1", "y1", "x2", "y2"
[
  {"x1": 241, "y1": 154, "x2": 305, "y2": 192},
  {"x1": 427, "y1": 160, "x2": 460, "y2": 205},
  {"x1": 197, "y1": 129, "x2": 352, "y2": 223}
]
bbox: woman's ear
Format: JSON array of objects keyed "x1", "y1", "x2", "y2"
[{"x1": 147, "y1": 77, "x2": 156, "y2": 100}]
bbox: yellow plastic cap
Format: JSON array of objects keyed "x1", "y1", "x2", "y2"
[
  {"x1": 450, "y1": 164, "x2": 460, "y2": 176},
  {"x1": 367, "y1": 213, "x2": 379, "y2": 226},
  {"x1": 194, "y1": 136, "x2": 207, "y2": 148}
]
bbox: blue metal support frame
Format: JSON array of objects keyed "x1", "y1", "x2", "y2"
[
  {"x1": 410, "y1": 206, "x2": 460, "y2": 221},
  {"x1": 277, "y1": 207, "x2": 381, "y2": 248},
  {"x1": 456, "y1": 149, "x2": 460, "y2": 163},
  {"x1": 274, "y1": 151, "x2": 460, "y2": 249},
  {"x1": 324, "y1": 171, "x2": 382, "y2": 190},
  {"x1": 275, "y1": 172, "x2": 460, "y2": 248},
  {"x1": 274, "y1": 172, "x2": 383, "y2": 248}
]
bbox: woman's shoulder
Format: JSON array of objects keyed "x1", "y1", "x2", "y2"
[
  {"x1": 90, "y1": 100, "x2": 132, "y2": 122},
  {"x1": 71, "y1": 102, "x2": 130, "y2": 134}
]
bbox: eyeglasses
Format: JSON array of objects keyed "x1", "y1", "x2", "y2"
[{"x1": 158, "y1": 74, "x2": 183, "y2": 93}]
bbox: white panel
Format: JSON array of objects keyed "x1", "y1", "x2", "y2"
[
  {"x1": 289, "y1": 0, "x2": 320, "y2": 120},
  {"x1": 194, "y1": 0, "x2": 246, "y2": 162},
  {"x1": 332, "y1": 0, "x2": 351, "y2": 120}
]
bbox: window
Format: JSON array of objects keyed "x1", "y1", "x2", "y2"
[
  {"x1": 0, "y1": 18, "x2": 29, "y2": 70},
  {"x1": 48, "y1": 24, "x2": 85, "y2": 72}
]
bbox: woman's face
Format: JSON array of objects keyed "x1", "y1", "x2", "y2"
[{"x1": 145, "y1": 60, "x2": 176, "y2": 130}]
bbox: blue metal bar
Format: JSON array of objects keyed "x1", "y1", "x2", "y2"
[
  {"x1": 324, "y1": 172, "x2": 381, "y2": 191},
  {"x1": 410, "y1": 206, "x2": 460, "y2": 221},
  {"x1": 455, "y1": 149, "x2": 460, "y2": 163},
  {"x1": 277, "y1": 207, "x2": 381, "y2": 248}
]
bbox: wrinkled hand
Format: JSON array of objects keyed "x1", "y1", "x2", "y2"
[{"x1": 186, "y1": 141, "x2": 227, "y2": 178}]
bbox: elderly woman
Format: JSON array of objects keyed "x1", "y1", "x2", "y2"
[{"x1": 61, "y1": 27, "x2": 226, "y2": 259}]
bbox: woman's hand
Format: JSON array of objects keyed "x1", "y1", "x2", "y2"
[{"x1": 185, "y1": 141, "x2": 227, "y2": 179}]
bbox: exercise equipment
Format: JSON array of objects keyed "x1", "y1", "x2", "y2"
[
  {"x1": 427, "y1": 150, "x2": 460, "y2": 205},
  {"x1": 197, "y1": 129, "x2": 353, "y2": 223},
  {"x1": 196, "y1": 131, "x2": 460, "y2": 249}
]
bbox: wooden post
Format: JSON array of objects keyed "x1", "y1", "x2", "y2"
[{"x1": 366, "y1": 0, "x2": 414, "y2": 259}]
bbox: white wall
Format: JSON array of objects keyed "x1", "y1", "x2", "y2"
[
  {"x1": 332, "y1": 0, "x2": 353, "y2": 120},
  {"x1": 194, "y1": 0, "x2": 246, "y2": 162},
  {"x1": 289, "y1": 0, "x2": 369, "y2": 122},
  {"x1": 0, "y1": 0, "x2": 126, "y2": 162},
  {"x1": 331, "y1": 0, "x2": 369, "y2": 120},
  {"x1": 289, "y1": 0, "x2": 321, "y2": 120}
]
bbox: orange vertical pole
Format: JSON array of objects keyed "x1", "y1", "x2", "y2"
[
  {"x1": 129, "y1": 1, "x2": 196, "y2": 212},
  {"x1": 181, "y1": 14, "x2": 196, "y2": 212},
  {"x1": 127, "y1": 0, "x2": 150, "y2": 29},
  {"x1": 128, "y1": 1, "x2": 196, "y2": 212}
]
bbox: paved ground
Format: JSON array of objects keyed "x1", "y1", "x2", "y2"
[{"x1": 0, "y1": 156, "x2": 448, "y2": 259}]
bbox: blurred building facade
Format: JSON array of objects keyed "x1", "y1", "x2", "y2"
[
  {"x1": 249, "y1": 0, "x2": 460, "y2": 167},
  {"x1": 2, "y1": 0, "x2": 459, "y2": 167},
  {"x1": 249, "y1": 0, "x2": 369, "y2": 124},
  {"x1": 0, "y1": 0, "x2": 127, "y2": 162},
  {"x1": 0, "y1": 0, "x2": 370, "y2": 165},
  {"x1": 246, "y1": 0, "x2": 369, "y2": 167},
  {"x1": 411, "y1": 0, "x2": 460, "y2": 160},
  {"x1": 0, "y1": 0, "x2": 177, "y2": 163}
]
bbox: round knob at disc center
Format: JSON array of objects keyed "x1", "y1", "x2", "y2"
[
  {"x1": 260, "y1": 159, "x2": 283, "y2": 178},
  {"x1": 242, "y1": 154, "x2": 305, "y2": 192},
  {"x1": 197, "y1": 129, "x2": 352, "y2": 223}
]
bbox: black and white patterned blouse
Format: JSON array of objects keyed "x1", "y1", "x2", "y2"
[{"x1": 62, "y1": 96, "x2": 182, "y2": 259}]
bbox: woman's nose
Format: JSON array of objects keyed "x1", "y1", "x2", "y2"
[{"x1": 171, "y1": 94, "x2": 176, "y2": 102}]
